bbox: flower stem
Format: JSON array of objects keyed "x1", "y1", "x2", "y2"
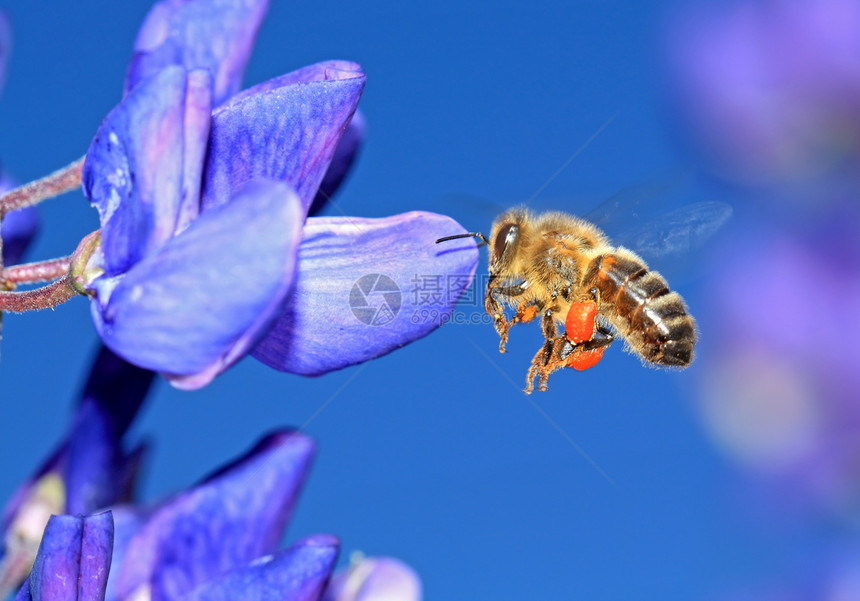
[
  {"x1": 0, "y1": 155, "x2": 85, "y2": 215},
  {"x1": 2, "y1": 256, "x2": 72, "y2": 285},
  {"x1": 0, "y1": 276, "x2": 77, "y2": 313}
]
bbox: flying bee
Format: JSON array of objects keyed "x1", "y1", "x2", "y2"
[{"x1": 437, "y1": 207, "x2": 700, "y2": 393}]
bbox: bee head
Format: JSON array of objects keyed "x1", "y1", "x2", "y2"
[{"x1": 488, "y1": 209, "x2": 527, "y2": 274}]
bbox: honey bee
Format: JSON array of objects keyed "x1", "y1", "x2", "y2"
[{"x1": 437, "y1": 207, "x2": 698, "y2": 393}]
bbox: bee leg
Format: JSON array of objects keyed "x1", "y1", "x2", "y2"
[
  {"x1": 524, "y1": 310, "x2": 559, "y2": 393},
  {"x1": 485, "y1": 281, "x2": 527, "y2": 353},
  {"x1": 484, "y1": 289, "x2": 510, "y2": 353},
  {"x1": 526, "y1": 335, "x2": 573, "y2": 394},
  {"x1": 502, "y1": 299, "x2": 542, "y2": 352},
  {"x1": 525, "y1": 343, "x2": 553, "y2": 394}
]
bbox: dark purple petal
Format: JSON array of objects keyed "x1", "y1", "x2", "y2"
[
  {"x1": 126, "y1": 0, "x2": 268, "y2": 107},
  {"x1": 89, "y1": 178, "x2": 303, "y2": 389},
  {"x1": 14, "y1": 577, "x2": 32, "y2": 601},
  {"x1": 28, "y1": 512, "x2": 113, "y2": 601},
  {"x1": 252, "y1": 212, "x2": 479, "y2": 375},
  {"x1": 114, "y1": 431, "x2": 315, "y2": 601},
  {"x1": 65, "y1": 346, "x2": 154, "y2": 515},
  {"x1": 184, "y1": 535, "x2": 338, "y2": 601},
  {"x1": 201, "y1": 61, "x2": 366, "y2": 214},
  {"x1": 309, "y1": 109, "x2": 366, "y2": 216},
  {"x1": 83, "y1": 66, "x2": 211, "y2": 276},
  {"x1": 1, "y1": 347, "x2": 150, "y2": 598},
  {"x1": 322, "y1": 557, "x2": 421, "y2": 601},
  {"x1": 176, "y1": 69, "x2": 212, "y2": 233}
]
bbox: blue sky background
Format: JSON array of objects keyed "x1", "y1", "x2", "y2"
[{"x1": 0, "y1": 2, "x2": 813, "y2": 599}]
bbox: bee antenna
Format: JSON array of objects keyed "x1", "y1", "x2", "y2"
[{"x1": 435, "y1": 232, "x2": 489, "y2": 248}]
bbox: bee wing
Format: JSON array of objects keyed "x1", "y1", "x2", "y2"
[
  {"x1": 584, "y1": 180, "x2": 684, "y2": 228},
  {"x1": 580, "y1": 177, "x2": 732, "y2": 266},
  {"x1": 608, "y1": 200, "x2": 733, "y2": 263}
]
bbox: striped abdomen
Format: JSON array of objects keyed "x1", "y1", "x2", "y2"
[{"x1": 582, "y1": 249, "x2": 696, "y2": 367}]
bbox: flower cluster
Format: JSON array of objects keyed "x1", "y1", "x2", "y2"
[
  {"x1": 665, "y1": 0, "x2": 860, "y2": 190},
  {"x1": 0, "y1": 0, "x2": 483, "y2": 598},
  {"x1": 3, "y1": 347, "x2": 420, "y2": 601},
  {"x1": 73, "y1": 0, "x2": 477, "y2": 390},
  {"x1": 665, "y1": 0, "x2": 860, "y2": 596}
]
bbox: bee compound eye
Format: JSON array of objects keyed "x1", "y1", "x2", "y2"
[{"x1": 492, "y1": 223, "x2": 518, "y2": 263}]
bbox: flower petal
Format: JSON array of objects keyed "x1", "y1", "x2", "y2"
[
  {"x1": 126, "y1": 0, "x2": 269, "y2": 107},
  {"x1": 185, "y1": 535, "x2": 339, "y2": 601},
  {"x1": 13, "y1": 578, "x2": 32, "y2": 601},
  {"x1": 201, "y1": 61, "x2": 365, "y2": 214},
  {"x1": 114, "y1": 431, "x2": 315, "y2": 601},
  {"x1": 323, "y1": 557, "x2": 422, "y2": 601},
  {"x1": 309, "y1": 109, "x2": 366, "y2": 216},
  {"x1": 65, "y1": 346, "x2": 154, "y2": 515},
  {"x1": 252, "y1": 211, "x2": 479, "y2": 375},
  {"x1": 0, "y1": 472, "x2": 65, "y2": 601},
  {"x1": 0, "y1": 346, "x2": 150, "y2": 599},
  {"x1": 83, "y1": 66, "x2": 211, "y2": 275},
  {"x1": 27, "y1": 512, "x2": 113, "y2": 601},
  {"x1": 89, "y1": 179, "x2": 303, "y2": 389}
]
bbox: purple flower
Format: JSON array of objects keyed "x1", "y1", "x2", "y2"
[
  {"x1": 8, "y1": 424, "x2": 422, "y2": 601},
  {"x1": 0, "y1": 347, "x2": 152, "y2": 598},
  {"x1": 103, "y1": 430, "x2": 323, "y2": 601},
  {"x1": 309, "y1": 109, "x2": 366, "y2": 217},
  {"x1": 80, "y1": 0, "x2": 478, "y2": 389},
  {"x1": 696, "y1": 220, "x2": 860, "y2": 521},
  {"x1": 14, "y1": 512, "x2": 114, "y2": 601},
  {"x1": 664, "y1": 0, "x2": 860, "y2": 187}
]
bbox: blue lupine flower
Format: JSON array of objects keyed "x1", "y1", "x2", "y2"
[
  {"x1": 12, "y1": 431, "x2": 349, "y2": 601},
  {"x1": 0, "y1": 12, "x2": 39, "y2": 267},
  {"x1": 309, "y1": 109, "x2": 366, "y2": 217},
  {"x1": 81, "y1": 0, "x2": 477, "y2": 389},
  {"x1": 13, "y1": 512, "x2": 114, "y2": 601},
  {"x1": 0, "y1": 347, "x2": 152, "y2": 598},
  {"x1": 105, "y1": 430, "x2": 321, "y2": 601},
  {"x1": 697, "y1": 222, "x2": 860, "y2": 522},
  {"x1": 664, "y1": 0, "x2": 860, "y2": 188}
]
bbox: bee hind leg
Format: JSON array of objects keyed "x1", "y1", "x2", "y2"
[
  {"x1": 523, "y1": 309, "x2": 560, "y2": 394},
  {"x1": 525, "y1": 336, "x2": 571, "y2": 394}
]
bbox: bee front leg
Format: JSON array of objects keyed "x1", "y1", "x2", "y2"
[
  {"x1": 524, "y1": 309, "x2": 558, "y2": 393},
  {"x1": 485, "y1": 281, "x2": 527, "y2": 353},
  {"x1": 484, "y1": 289, "x2": 510, "y2": 353}
]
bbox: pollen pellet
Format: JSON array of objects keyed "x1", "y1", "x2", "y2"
[
  {"x1": 567, "y1": 347, "x2": 604, "y2": 371},
  {"x1": 519, "y1": 304, "x2": 538, "y2": 323},
  {"x1": 564, "y1": 300, "x2": 597, "y2": 344}
]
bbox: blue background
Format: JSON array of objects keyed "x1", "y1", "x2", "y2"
[{"x1": 0, "y1": 2, "x2": 796, "y2": 599}]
